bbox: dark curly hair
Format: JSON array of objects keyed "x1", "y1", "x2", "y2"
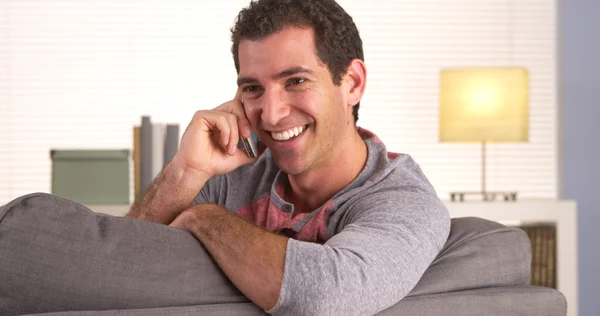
[{"x1": 230, "y1": 0, "x2": 364, "y2": 123}]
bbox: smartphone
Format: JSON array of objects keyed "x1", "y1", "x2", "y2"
[
  {"x1": 238, "y1": 101, "x2": 259, "y2": 158},
  {"x1": 239, "y1": 131, "x2": 259, "y2": 158}
]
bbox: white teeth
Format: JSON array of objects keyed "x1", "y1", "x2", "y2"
[{"x1": 271, "y1": 125, "x2": 306, "y2": 141}]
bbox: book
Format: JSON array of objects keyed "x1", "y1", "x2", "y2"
[
  {"x1": 540, "y1": 226, "x2": 548, "y2": 287},
  {"x1": 140, "y1": 116, "x2": 153, "y2": 194},
  {"x1": 133, "y1": 126, "x2": 141, "y2": 202},
  {"x1": 151, "y1": 122, "x2": 167, "y2": 179},
  {"x1": 534, "y1": 226, "x2": 542, "y2": 286},
  {"x1": 136, "y1": 116, "x2": 179, "y2": 199},
  {"x1": 519, "y1": 224, "x2": 557, "y2": 289},
  {"x1": 164, "y1": 124, "x2": 179, "y2": 167},
  {"x1": 547, "y1": 226, "x2": 556, "y2": 288}
]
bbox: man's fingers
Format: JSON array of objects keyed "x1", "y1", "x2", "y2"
[
  {"x1": 213, "y1": 115, "x2": 231, "y2": 152},
  {"x1": 225, "y1": 113, "x2": 239, "y2": 155},
  {"x1": 199, "y1": 95, "x2": 251, "y2": 155},
  {"x1": 237, "y1": 117, "x2": 252, "y2": 139},
  {"x1": 233, "y1": 146, "x2": 257, "y2": 166},
  {"x1": 231, "y1": 102, "x2": 251, "y2": 139},
  {"x1": 227, "y1": 96, "x2": 252, "y2": 139},
  {"x1": 200, "y1": 111, "x2": 242, "y2": 155}
]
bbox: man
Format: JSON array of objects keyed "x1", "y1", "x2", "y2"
[{"x1": 128, "y1": 0, "x2": 450, "y2": 315}]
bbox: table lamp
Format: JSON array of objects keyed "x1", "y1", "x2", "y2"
[{"x1": 439, "y1": 67, "x2": 529, "y2": 202}]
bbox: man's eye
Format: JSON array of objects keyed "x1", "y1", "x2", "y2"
[
  {"x1": 287, "y1": 78, "x2": 306, "y2": 86},
  {"x1": 243, "y1": 86, "x2": 259, "y2": 93}
]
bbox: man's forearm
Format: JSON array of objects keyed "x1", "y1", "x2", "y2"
[
  {"x1": 180, "y1": 205, "x2": 288, "y2": 310},
  {"x1": 126, "y1": 162, "x2": 210, "y2": 224}
]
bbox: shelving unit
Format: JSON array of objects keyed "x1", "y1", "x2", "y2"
[{"x1": 444, "y1": 199, "x2": 577, "y2": 316}]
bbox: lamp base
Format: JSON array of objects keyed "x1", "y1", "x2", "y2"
[{"x1": 449, "y1": 191, "x2": 518, "y2": 202}]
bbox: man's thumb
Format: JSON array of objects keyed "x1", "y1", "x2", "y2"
[{"x1": 235, "y1": 149, "x2": 257, "y2": 166}]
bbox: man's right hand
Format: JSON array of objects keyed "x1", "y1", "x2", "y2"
[
  {"x1": 170, "y1": 92, "x2": 256, "y2": 181},
  {"x1": 126, "y1": 92, "x2": 256, "y2": 224}
]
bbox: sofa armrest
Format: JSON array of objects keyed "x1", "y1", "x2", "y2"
[
  {"x1": 0, "y1": 193, "x2": 250, "y2": 315},
  {"x1": 407, "y1": 217, "x2": 532, "y2": 296}
]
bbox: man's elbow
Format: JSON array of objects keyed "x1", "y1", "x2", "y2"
[
  {"x1": 269, "y1": 291, "x2": 384, "y2": 316},
  {"x1": 272, "y1": 299, "x2": 357, "y2": 316},
  {"x1": 247, "y1": 268, "x2": 283, "y2": 311},
  {"x1": 256, "y1": 285, "x2": 281, "y2": 311}
]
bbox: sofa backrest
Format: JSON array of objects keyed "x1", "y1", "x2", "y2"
[{"x1": 1, "y1": 193, "x2": 532, "y2": 315}]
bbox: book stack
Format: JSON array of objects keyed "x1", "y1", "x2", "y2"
[
  {"x1": 132, "y1": 116, "x2": 180, "y2": 202},
  {"x1": 519, "y1": 224, "x2": 556, "y2": 289}
]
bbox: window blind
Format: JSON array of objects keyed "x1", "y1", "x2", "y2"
[
  {"x1": 0, "y1": 0, "x2": 556, "y2": 205},
  {"x1": 0, "y1": 1, "x2": 8, "y2": 203},
  {"x1": 342, "y1": 0, "x2": 556, "y2": 199}
]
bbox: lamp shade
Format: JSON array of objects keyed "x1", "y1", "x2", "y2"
[{"x1": 439, "y1": 68, "x2": 529, "y2": 143}]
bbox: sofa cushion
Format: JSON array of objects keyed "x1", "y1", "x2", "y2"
[
  {"x1": 407, "y1": 216, "x2": 532, "y2": 297},
  {"x1": 380, "y1": 285, "x2": 566, "y2": 316},
  {"x1": 22, "y1": 302, "x2": 267, "y2": 316},
  {"x1": 22, "y1": 286, "x2": 565, "y2": 316}
]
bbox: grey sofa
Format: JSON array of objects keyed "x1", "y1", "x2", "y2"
[{"x1": 0, "y1": 193, "x2": 566, "y2": 316}]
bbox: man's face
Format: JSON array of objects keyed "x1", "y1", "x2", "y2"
[{"x1": 237, "y1": 26, "x2": 355, "y2": 176}]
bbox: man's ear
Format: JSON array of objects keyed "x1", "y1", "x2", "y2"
[{"x1": 343, "y1": 59, "x2": 367, "y2": 108}]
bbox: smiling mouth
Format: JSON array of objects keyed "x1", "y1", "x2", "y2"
[{"x1": 270, "y1": 125, "x2": 308, "y2": 141}]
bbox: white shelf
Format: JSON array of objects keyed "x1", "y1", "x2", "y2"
[
  {"x1": 444, "y1": 199, "x2": 578, "y2": 316},
  {"x1": 87, "y1": 199, "x2": 578, "y2": 316},
  {"x1": 88, "y1": 204, "x2": 130, "y2": 217}
]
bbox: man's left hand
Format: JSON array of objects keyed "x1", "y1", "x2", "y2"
[{"x1": 165, "y1": 203, "x2": 286, "y2": 310}]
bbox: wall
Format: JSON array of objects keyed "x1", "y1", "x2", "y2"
[
  {"x1": 558, "y1": 0, "x2": 600, "y2": 315},
  {"x1": 0, "y1": 0, "x2": 558, "y2": 204}
]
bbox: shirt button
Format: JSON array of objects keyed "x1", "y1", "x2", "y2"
[{"x1": 283, "y1": 204, "x2": 293, "y2": 212}]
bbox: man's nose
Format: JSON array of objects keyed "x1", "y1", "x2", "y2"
[{"x1": 260, "y1": 90, "x2": 290, "y2": 127}]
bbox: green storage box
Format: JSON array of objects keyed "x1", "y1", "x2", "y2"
[{"x1": 51, "y1": 149, "x2": 130, "y2": 205}]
